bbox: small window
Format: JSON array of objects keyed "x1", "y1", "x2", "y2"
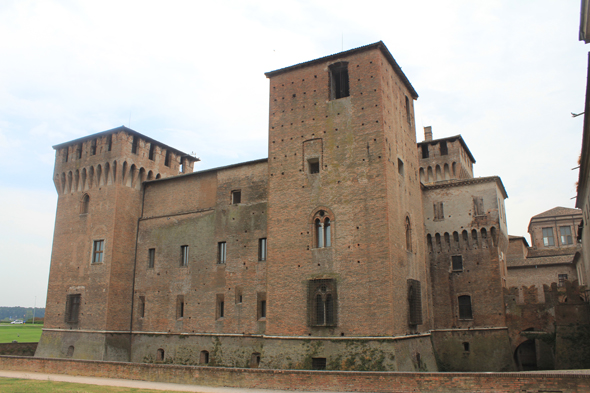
[
  {"x1": 463, "y1": 342, "x2": 470, "y2": 352},
  {"x1": 560, "y1": 226, "x2": 573, "y2": 245},
  {"x1": 63, "y1": 147, "x2": 69, "y2": 162},
  {"x1": 452, "y1": 255, "x2": 463, "y2": 272},
  {"x1": 473, "y1": 197, "x2": 484, "y2": 216},
  {"x1": 156, "y1": 348, "x2": 165, "y2": 362},
  {"x1": 131, "y1": 136, "x2": 138, "y2": 154},
  {"x1": 312, "y1": 357, "x2": 327, "y2": 370},
  {"x1": 308, "y1": 158, "x2": 320, "y2": 174},
  {"x1": 66, "y1": 345, "x2": 75, "y2": 357},
  {"x1": 180, "y1": 245, "x2": 189, "y2": 266},
  {"x1": 148, "y1": 248, "x2": 155, "y2": 268},
  {"x1": 139, "y1": 296, "x2": 145, "y2": 318},
  {"x1": 176, "y1": 295, "x2": 184, "y2": 319},
  {"x1": 433, "y1": 202, "x2": 444, "y2": 221},
  {"x1": 421, "y1": 144, "x2": 429, "y2": 159},
  {"x1": 80, "y1": 194, "x2": 90, "y2": 214},
  {"x1": 257, "y1": 292, "x2": 267, "y2": 320},
  {"x1": 216, "y1": 294, "x2": 225, "y2": 319},
  {"x1": 405, "y1": 217, "x2": 412, "y2": 251},
  {"x1": 92, "y1": 240, "x2": 104, "y2": 263},
  {"x1": 398, "y1": 158, "x2": 404, "y2": 176},
  {"x1": 440, "y1": 141, "x2": 448, "y2": 156},
  {"x1": 258, "y1": 238, "x2": 267, "y2": 261},
  {"x1": 458, "y1": 295, "x2": 473, "y2": 320},
  {"x1": 200, "y1": 350, "x2": 209, "y2": 364},
  {"x1": 235, "y1": 287, "x2": 243, "y2": 304},
  {"x1": 65, "y1": 294, "x2": 81, "y2": 323},
  {"x1": 148, "y1": 144, "x2": 155, "y2": 161},
  {"x1": 250, "y1": 352, "x2": 261, "y2": 368},
  {"x1": 405, "y1": 96, "x2": 411, "y2": 124},
  {"x1": 558, "y1": 274, "x2": 568, "y2": 287},
  {"x1": 90, "y1": 139, "x2": 97, "y2": 155},
  {"x1": 164, "y1": 151, "x2": 171, "y2": 167},
  {"x1": 231, "y1": 190, "x2": 241, "y2": 204},
  {"x1": 218, "y1": 242, "x2": 227, "y2": 264},
  {"x1": 407, "y1": 279, "x2": 422, "y2": 326},
  {"x1": 542, "y1": 227, "x2": 555, "y2": 247},
  {"x1": 77, "y1": 143, "x2": 83, "y2": 159},
  {"x1": 309, "y1": 279, "x2": 337, "y2": 327},
  {"x1": 106, "y1": 135, "x2": 112, "y2": 152},
  {"x1": 329, "y1": 62, "x2": 349, "y2": 100}
]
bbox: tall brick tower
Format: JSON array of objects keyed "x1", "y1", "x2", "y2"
[
  {"x1": 264, "y1": 42, "x2": 432, "y2": 337},
  {"x1": 36, "y1": 126, "x2": 197, "y2": 360}
]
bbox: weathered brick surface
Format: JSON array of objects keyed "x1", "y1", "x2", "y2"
[
  {"x1": 0, "y1": 343, "x2": 37, "y2": 356},
  {"x1": 2, "y1": 356, "x2": 590, "y2": 392}
]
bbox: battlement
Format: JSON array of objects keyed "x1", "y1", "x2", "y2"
[
  {"x1": 52, "y1": 126, "x2": 199, "y2": 194},
  {"x1": 417, "y1": 132, "x2": 475, "y2": 184},
  {"x1": 505, "y1": 280, "x2": 588, "y2": 305}
]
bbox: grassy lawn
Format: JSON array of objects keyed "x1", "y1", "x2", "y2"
[
  {"x1": 0, "y1": 378, "x2": 193, "y2": 392},
  {"x1": 0, "y1": 324, "x2": 43, "y2": 343}
]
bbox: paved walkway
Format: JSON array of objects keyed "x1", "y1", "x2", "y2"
[{"x1": 0, "y1": 370, "x2": 328, "y2": 393}]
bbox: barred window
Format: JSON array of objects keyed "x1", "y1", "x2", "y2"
[
  {"x1": 308, "y1": 279, "x2": 337, "y2": 327},
  {"x1": 407, "y1": 279, "x2": 422, "y2": 326},
  {"x1": 65, "y1": 294, "x2": 81, "y2": 323}
]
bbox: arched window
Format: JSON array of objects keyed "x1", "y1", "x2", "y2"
[
  {"x1": 309, "y1": 279, "x2": 336, "y2": 326},
  {"x1": 406, "y1": 217, "x2": 412, "y2": 251},
  {"x1": 313, "y1": 210, "x2": 332, "y2": 248},
  {"x1": 80, "y1": 194, "x2": 89, "y2": 214}
]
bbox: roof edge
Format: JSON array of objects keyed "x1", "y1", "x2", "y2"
[{"x1": 417, "y1": 134, "x2": 476, "y2": 163}]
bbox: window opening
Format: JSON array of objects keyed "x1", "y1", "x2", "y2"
[
  {"x1": 156, "y1": 348, "x2": 164, "y2": 362},
  {"x1": 314, "y1": 212, "x2": 332, "y2": 248},
  {"x1": 66, "y1": 345, "x2": 74, "y2": 357},
  {"x1": 90, "y1": 139, "x2": 97, "y2": 155},
  {"x1": 458, "y1": 295, "x2": 473, "y2": 320},
  {"x1": 148, "y1": 248, "x2": 155, "y2": 268},
  {"x1": 80, "y1": 194, "x2": 89, "y2": 214},
  {"x1": 440, "y1": 141, "x2": 448, "y2": 156},
  {"x1": 218, "y1": 242, "x2": 227, "y2": 264},
  {"x1": 131, "y1": 136, "x2": 138, "y2": 154},
  {"x1": 405, "y1": 217, "x2": 412, "y2": 251},
  {"x1": 309, "y1": 279, "x2": 336, "y2": 327},
  {"x1": 463, "y1": 342, "x2": 470, "y2": 352},
  {"x1": 324, "y1": 218, "x2": 331, "y2": 247},
  {"x1": 200, "y1": 350, "x2": 209, "y2": 364},
  {"x1": 407, "y1": 279, "x2": 423, "y2": 326},
  {"x1": 164, "y1": 151, "x2": 171, "y2": 167},
  {"x1": 558, "y1": 274, "x2": 568, "y2": 287},
  {"x1": 216, "y1": 294, "x2": 225, "y2": 319},
  {"x1": 235, "y1": 287, "x2": 242, "y2": 304},
  {"x1": 405, "y1": 96, "x2": 411, "y2": 124},
  {"x1": 180, "y1": 245, "x2": 189, "y2": 266},
  {"x1": 452, "y1": 255, "x2": 463, "y2": 271},
  {"x1": 473, "y1": 197, "x2": 484, "y2": 216},
  {"x1": 560, "y1": 226, "x2": 573, "y2": 245},
  {"x1": 65, "y1": 294, "x2": 81, "y2": 323},
  {"x1": 92, "y1": 240, "x2": 104, "y2": 263},
  {"x1": 139, "y1": 296, "x2": 145, "y2": 318},
  {"x1": 312, "y1": 357, "x2": 327, "y2": 370},
  {"x1": 542, "y1": 228, "x2": 555, "y2": 247},
  {"x1": 258, "y1": 238, "x2": 267, "y2": 261},
  {"x1": 231, "y1": 190, "x2": 241, "y2": 204},
  {"x1": 177, "y1": 295, "x2": 184, "y2": 319},
  {"x1": 434, "y1": 202, "x2": 444, "y2": 221},
  {"x1": 421, "y1": 144, "x2": 429, "y2": 159},
  {"x1": 308, "y1": 158, "x2": 320, "y2": 174},
  {"x1": 398, "y1": 158, "x2": 404, "y2": 176},
  {"x1": 64, "y1": 147, "x2": 69, "y2": 162},
  {"x1": 106, "y1": 135, "x2": 112, "y2": 152},
  {"x1": 149, "y1": 144, "x2": 155, "y2": 160},
  {"x1": 329, "y1": 62, "x2": 349, "y2": 100},
  {"x1": 77, "y1": 143, "x2": 83, "y2": 159},
  {"x1": 250, "y1": 353, "x2": 261, "y2": 368},
  {"x1": 258, "y1": 292, "x2": 267, "y2": 320}
]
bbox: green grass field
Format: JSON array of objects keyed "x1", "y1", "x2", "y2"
[
  {"x1": 0, "y1": 378, "x2": 190, "y2": 393},
  {"x1": 0, "y1": 324, "x2": 43, "y2": 343}
]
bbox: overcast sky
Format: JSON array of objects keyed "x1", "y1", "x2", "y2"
[{"x1": 1, "y1": 0, "x2": 587, "y2": 308}]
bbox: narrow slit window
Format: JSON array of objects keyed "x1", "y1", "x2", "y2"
[
  {"x1": 106, "y1": 135, "x2": 112, "y2": 152},
  {"x1": 77, "y1": 143, "x2": 83, "y2": 159},
  {"x1": 139, "y1": 296, "x2": 145, "y2": 318},
  {"x1": 258, "y1": 238, "x2": 267, "y2": 261},
  {"x1": 131, "y1": 136, "x2": 138, "y2": 154},
  {"x1": 398, "y1": 158, "x2": 405, "y2": 176},
  {"x1": 180, "y1": 245, "x2": 189, "y2": 266},
  {"x1": 257, "y1": 292, "x2": 267, "y2": 320},
  {"x1": 177, "y1": 295, "x2": 184, "y2": 319},
  {"x1": 148, "y1": 248, "x2": 155, "y2": 268},
  {"x1": 90, "y1": 139, "x2": 97, "y2": 155},
  {"x1": 329, "y1": 62, "x2": 349, "y2": 100},
  {"x1": 405, "y1": 96, "x2": 411, "y2": 124},
  {"x1": 149, "y1": 144, "x2": 155, "y2": 161},
  {"x1": 216, "y1": 294, "x2": 225, "y2": 319},
  {"x1": 407, "y1": 279, "x2": 422, "y2": 326},
  {"x1": 218, "y1": 242, "x2": 227, "y2": 264},
  {"x1": 64, "y1": 147, "x2": 69, "y2": 162}
]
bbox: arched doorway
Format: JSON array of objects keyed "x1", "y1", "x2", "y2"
[{"x1": 515, "y1": 340, "x2": 537, "y2": 371}]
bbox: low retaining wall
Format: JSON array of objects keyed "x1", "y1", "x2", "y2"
[
  {"x1": 1, "y1": 356, "x2": 589, "y2": 392},
  {"x1": 0, "y1": 343, "x2": 37, "y2": 357}
]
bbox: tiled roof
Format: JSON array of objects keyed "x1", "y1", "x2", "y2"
[{"x1": 531, "y1": 207, "x2": 582, "y2": 219}]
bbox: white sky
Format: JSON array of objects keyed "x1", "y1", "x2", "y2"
[{"x1": 0, "y1": 0, "x2": 587, "y2": 307}]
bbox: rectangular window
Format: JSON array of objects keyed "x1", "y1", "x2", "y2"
[
  {"x1": 405, "y1": 96, "x2": 411, "y2": 124},
  {"x1": 180, "y1": 245, "x2": 189, "y2": 266},
  {"x1": 329, "y1": 62, "x2": 349, "y2": 100},
  {"x1": 560, "y1": 226, "x2": 573, "y2": 245},
  {"x1": 90, "y1": 139, "x2": 97, "y2": 155},
  {"x1": 440, "y1": 141, "x2": 448, "y2": 156},
  {"x1": 148, "y1": 144, "x2": 155, "y2": 161},
  {"x1": 407, "y1": 279, "x2": 423, "y2": 326},
  {"x1": 216, "y1": 294, "x2": 225, "y2": 319},
  {"x1": 452, "y1": 255, "x2": 463, "y2": 272},
  {"x1": 257, "y1": 292, "x2": 267, "y2": 320},
  {"x1": 312, "y1": 358, "x2": 327, "y2": 370},
  {"x1": 543, "y1": 227, "x2": 555, "y2": 247},
  {"x1": 77, "y1": 143, "x2": 83, "y2": 159},
  {"x1": 164, "y1": 151, "x2": 171, "y2": 167},
  {"x1": 473, "y1": 197, "x2": 484, "y2": 216},
  {"x1": 92, "y1": 240, "x2": 104, "y2": 263},
  {"x1": 176, "y1": 295, "x2": 184, "y2": 319},
  {"x1": 231, "y1": 190, "x2": 241, "y2": 204},
  {"x1": 139, "y1": 296, "x2": 145, "y2": 318},
  {"x1": 308, "y1": 158, "x2": 320, "y2": 174},
  {"x1": 458, "y1": 295, "x2": 473, "y2": 320},
  {"x1": 558, "y1": 274, "x2": 568, "y2": 287},
  {"x1": 258, "y1": 238, "x2": 267, "y2": 261},
  {"x1": 434, "y1": 202, "x2": 444, "y2": 221},
  {"x1": 421, "y1": 144, "x2": 429, "y2": 159},
  {"x1": 218, "y1": 242, "x2": 227, "y2": 264},
  {"x1": 148, "y1": 248, "x2": 155, "y2": 268},
  {"x1": 106, "y1": 135, "x2": 112, "y2": 152},
  {"x1": 63, "y1": 147, "x2": 69, "y2": 162},
  {"x1": 235, "y1": 287, "x2": 243, "y2": 304},
  {"x1": 131, "y1": 136, "x2": 138, "y2": 154},
  {"x1": 65, "y1": 294, "x2": 81, "y2": 323}
]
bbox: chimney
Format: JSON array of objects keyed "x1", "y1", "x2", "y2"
[{"x1": 424, "y1": 126, "x2": 433, "y2": 141}]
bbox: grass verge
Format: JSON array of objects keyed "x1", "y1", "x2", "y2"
[{"x1": 0, "y1": 378, "x2": 195, "y2": 393}]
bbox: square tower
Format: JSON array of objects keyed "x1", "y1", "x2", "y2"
[{"x1": 264, "y1": 42, "x2": 431, "y2": 337}]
